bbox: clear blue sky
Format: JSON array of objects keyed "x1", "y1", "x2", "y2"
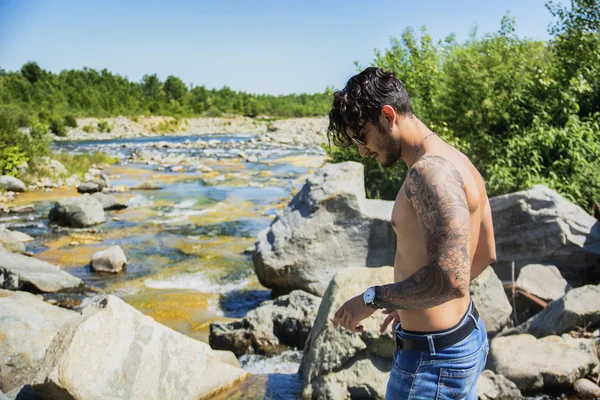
[{"x1": 0, "y1": 0, "x2": 554, "y2": 95}]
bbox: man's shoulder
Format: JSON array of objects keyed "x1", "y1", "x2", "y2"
[{"x1": 407, "y1": 154, "x2": 465, "y2": 186}]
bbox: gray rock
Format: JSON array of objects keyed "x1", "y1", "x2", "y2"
[
  {"x1": 0, "y1": 290, "x2": 78, "y2": 393},
  {"x1": 300, "y1": 267, "x2": 396, "y2": 400},
  {"x1": 253, "y1": 162, "x2": 396, "y2": 296},
  {"x1": 48, "y1": 194, "x2": 106, "y2": 227},
  {"x1": 31, "y1": 295, "x2": 248, "y2": 400},
  {"x1": 505, "y1": 284, "x2": 600, "y2": 338},
  {"x1": 90, "y1": 245, "x2": 127, "y2": 273},
  {"x1": 132, "y1": 181, "x2": 163, "y2": 190},
  {"x1": 476, "y1": 370, "x2": 523, "y2": 400},
  {"x1": 0, "y1": 176, "x2": 25, "y2": 193},
  {"x1": 0, "y1": 225, "x2": 26, "y2": 254},
  {"x1": 91, "y1": 192, "x2": 127, "y2": 210},
  {"x1": 490, "y1": 185, "x2": 600, "y2": 282},
  {"x1": 516, "y1": 264, "x2": 570, "y2": 302},
  {"x1": 0, "y1": 249, "x2": 82, "y2": 292},
  {"x1": 77, "y1": 181, "x2": 103, "y2": 194},
  {"x1": 209, "y1": 290, "x2": 321, "y2": 356},
  {"x1": 487, "y1": 334, "x2": 598, "y2": 392},
  {"x1": 469, "y1": 266, "x2": 513, "y2": 337},
  {"x1": 573, "y1": 378, "x2": 600, "y2": 399}
]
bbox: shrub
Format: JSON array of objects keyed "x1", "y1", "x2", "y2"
[
  {"x1": 82, "y1": 124, "x2": 95, "y2": 133},
  {"x1": 97, "y1": 120, "x2": 112, "y2": 133},
  {"x1": 48, "y1": 116, "x2": 67, "y2": 136},
  {"x1": 63, "y1": 114, "x2": 78, "y2": 128}
]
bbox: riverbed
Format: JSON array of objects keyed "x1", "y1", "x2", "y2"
[{"x1": 3, "y1": 132, "x2": 326, "y2": 399}]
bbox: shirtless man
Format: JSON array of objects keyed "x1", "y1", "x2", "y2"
[{"x1": 330, "y1": 67, "x2": 496, "y2": 399}]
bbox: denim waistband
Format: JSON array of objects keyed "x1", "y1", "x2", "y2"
[{"x1": 396, "y1": 301, "x2": 477, "y2": 340}]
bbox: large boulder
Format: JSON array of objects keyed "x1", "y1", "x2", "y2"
[
  {"x1": 487, "y1": 334, "x2": 599, "y2": 393},
  {"x1": 253, "y1": 162, "x2": 396, "y2": 296},
  {"x1": 0, "y1": 290, "x2": 78, "y2": 393},
  {"x1": 0, "y1": 249, "x2": 82, "y2": 292},
  {"x1": 504, "y1": 284, "x2": 600, "y2": 338},
  {"x1": 490, "y1": 185, "x2": 600, "y2": 282},
  {"x1": 516, "y1": 263, "x2": 570, "y2": 302},
  {"x1": 469, "y1": 266, "x2": 513, "y2": 337},
  {"x1": 31, "y1": 295, "x2": 249, "y2": 399},
  {"x1": 209, "y1": 290, "x2": 321, "y2": 356},
  {"x1": 91, "y1": 192, "x2": 127, "y2": 210},
  {"x1": 0, "y1": 176, "x2": 26, "y2": 193},
  {"x1": 476, "y1": 370, "x2": 523, "y2": 400},
  {"x1": 300, "y1": 267, "x2": 396, "y2": 400},
  {"x1": 90, "y1": 245, "x2": 127, "y2": 273},
  {"x1": 48, "y1": 194, "x2": 106, "y2": 227}
]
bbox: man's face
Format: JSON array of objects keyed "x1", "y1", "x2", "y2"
[{"x1": 347, "y1": 119, "x2": 401, "y2": 168}]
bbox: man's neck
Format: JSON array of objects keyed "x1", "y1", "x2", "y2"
[{"x1": 395, "y1": 117, "x2": 435, "y2": 167}]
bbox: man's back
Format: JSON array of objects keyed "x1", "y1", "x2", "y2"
[{"x1": 392, "y1": 137, "x2": 492, "y2": 332}]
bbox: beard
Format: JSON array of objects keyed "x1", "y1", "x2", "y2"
[{"x1": 376, "y1": 130, "x2": 402, "y2": 168}]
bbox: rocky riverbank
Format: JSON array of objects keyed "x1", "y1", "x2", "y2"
[
  {"x1": 59, "y1": 115, "x2": 330, "y2": 147},
  {"x1": 3, "y1": 141, "x2": 600, "y2": 399}
]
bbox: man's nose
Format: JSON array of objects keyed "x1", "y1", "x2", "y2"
[{"x1": 357, "y1": 144, "x2": 369, "y2": 157}]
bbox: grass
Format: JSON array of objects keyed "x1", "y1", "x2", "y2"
[
  {"x1": 51, "y1": 151, "x2": 120, "y2": 177},
  {"x1": 151, "y1": 119, "x2": 181, "y2": 134}
]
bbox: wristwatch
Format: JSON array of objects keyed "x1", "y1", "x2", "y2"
[{"x1": 363, "y1": 286, "x2": 381, "y2": 310}]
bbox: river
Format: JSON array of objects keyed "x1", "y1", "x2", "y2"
[{"x1": 4, "y1": 133, "x2": 325, "y2": 399}]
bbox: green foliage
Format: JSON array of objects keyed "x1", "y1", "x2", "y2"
[
  {"x1": 151, "y1": 118, "x2": 181, "y2": 134},
  {"x1": 0, "y1": 107, "x2": 51, "y2": 176},
  {"x1": 52, "y1": 151, "x2": 120, "y2": 177},
  {"x1": 63, "y1": 114, "x2": 77, "y2": 128},
  {"x1": 97, "y1": 119, "x2": 111, "y2": 133},
  {"x1": 0, "y1": 64, "x2": 331, "y2": 124},
  {"x1": 48, "y1": 116, "x2": 67, "y2": 136},
  {"x1": 82, "y1": 124, "x2": 95, "y2": 133},
  {"x1": 325, "y1": 2, "x2": 600, "y2": 212}
]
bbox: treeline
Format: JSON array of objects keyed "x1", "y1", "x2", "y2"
[
  {"x1": 0, "y1": 63, "x2": 331, "y2": 125},
  {"x1": 326, "y1": 0, "x2": 600, "y2": 214}
]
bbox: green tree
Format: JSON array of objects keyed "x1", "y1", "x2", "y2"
[{"x1": 164, "y1": 75, "x2": 188, "y2": 102}]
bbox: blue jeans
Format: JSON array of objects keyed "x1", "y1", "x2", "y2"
[{"x1": 386, "y1": 302, "x2": 489, "y2": 400}]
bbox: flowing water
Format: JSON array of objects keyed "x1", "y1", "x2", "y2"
[{"x1": 3, "y1": 133, "x2": 323, "y2": 399}]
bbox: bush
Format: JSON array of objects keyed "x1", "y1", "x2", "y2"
[
  {"x1": 97, "y1": 120, "x2": 111, "y2": 133},
  {"x1": 0, "y1": 108, "x2": 50, "y2": 175},
  {"x1": 48, "y1": 116, "x2": 67, "y2": 136},
  {"x1": 63, "y1": 114, "x2": 77, "y2": 128},
  {"x1": 203, "y1": 106, "x2": 223, "y2": 117},
  {"x1": 82, "y1": 124, "x2": 95, "y2": 133}
]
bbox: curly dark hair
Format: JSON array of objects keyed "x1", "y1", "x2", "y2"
[{"x1": 327, "y1": 67, "x2": 415, "y2": 147}]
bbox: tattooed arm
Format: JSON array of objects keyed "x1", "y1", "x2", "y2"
[{"x1": 374, "y1": 155, "x2": 471, "y2": 310}]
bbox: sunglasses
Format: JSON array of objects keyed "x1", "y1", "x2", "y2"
[{"x1": 349, "y1": 125, "x2": 366, "y2": 146}]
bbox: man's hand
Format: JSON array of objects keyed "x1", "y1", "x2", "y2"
[
  {"x1": 332, "y1": 294, "x2": 376, "y2": 333},
  {"x1": 380, "y1": 308, "x2": 401, "y2": 334}
]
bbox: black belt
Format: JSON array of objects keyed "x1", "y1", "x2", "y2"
[{"x1": 395, "y1": 304, "x2": 479, "y2": 352}]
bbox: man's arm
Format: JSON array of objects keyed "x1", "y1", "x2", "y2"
[{"x1": 374, "y1": 155, "x2": 471, "y2": 310}]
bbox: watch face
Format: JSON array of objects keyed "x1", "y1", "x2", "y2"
[{"x1": 364, "y1": 288, "x2": 375, "y2": 303}]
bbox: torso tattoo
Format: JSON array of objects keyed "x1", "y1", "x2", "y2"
[{"x1": 374, "y1": 155, "x2": 471, "y2": 310}]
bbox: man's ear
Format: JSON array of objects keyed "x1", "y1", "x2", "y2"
[{"x1": 381, "y1": 105, "x2": 396, "y2": 130}]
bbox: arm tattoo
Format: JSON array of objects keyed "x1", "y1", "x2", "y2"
[{"x1": 375, "y1": 155, "x2": 471, "y2": 310}]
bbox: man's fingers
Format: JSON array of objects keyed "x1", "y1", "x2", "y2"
[
  {"x1": 333, "y1": 306, "x2": 344, "y2": 328},
  {"x1": 380, "y1": 314, "x2": 394, "y2": 333}
]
